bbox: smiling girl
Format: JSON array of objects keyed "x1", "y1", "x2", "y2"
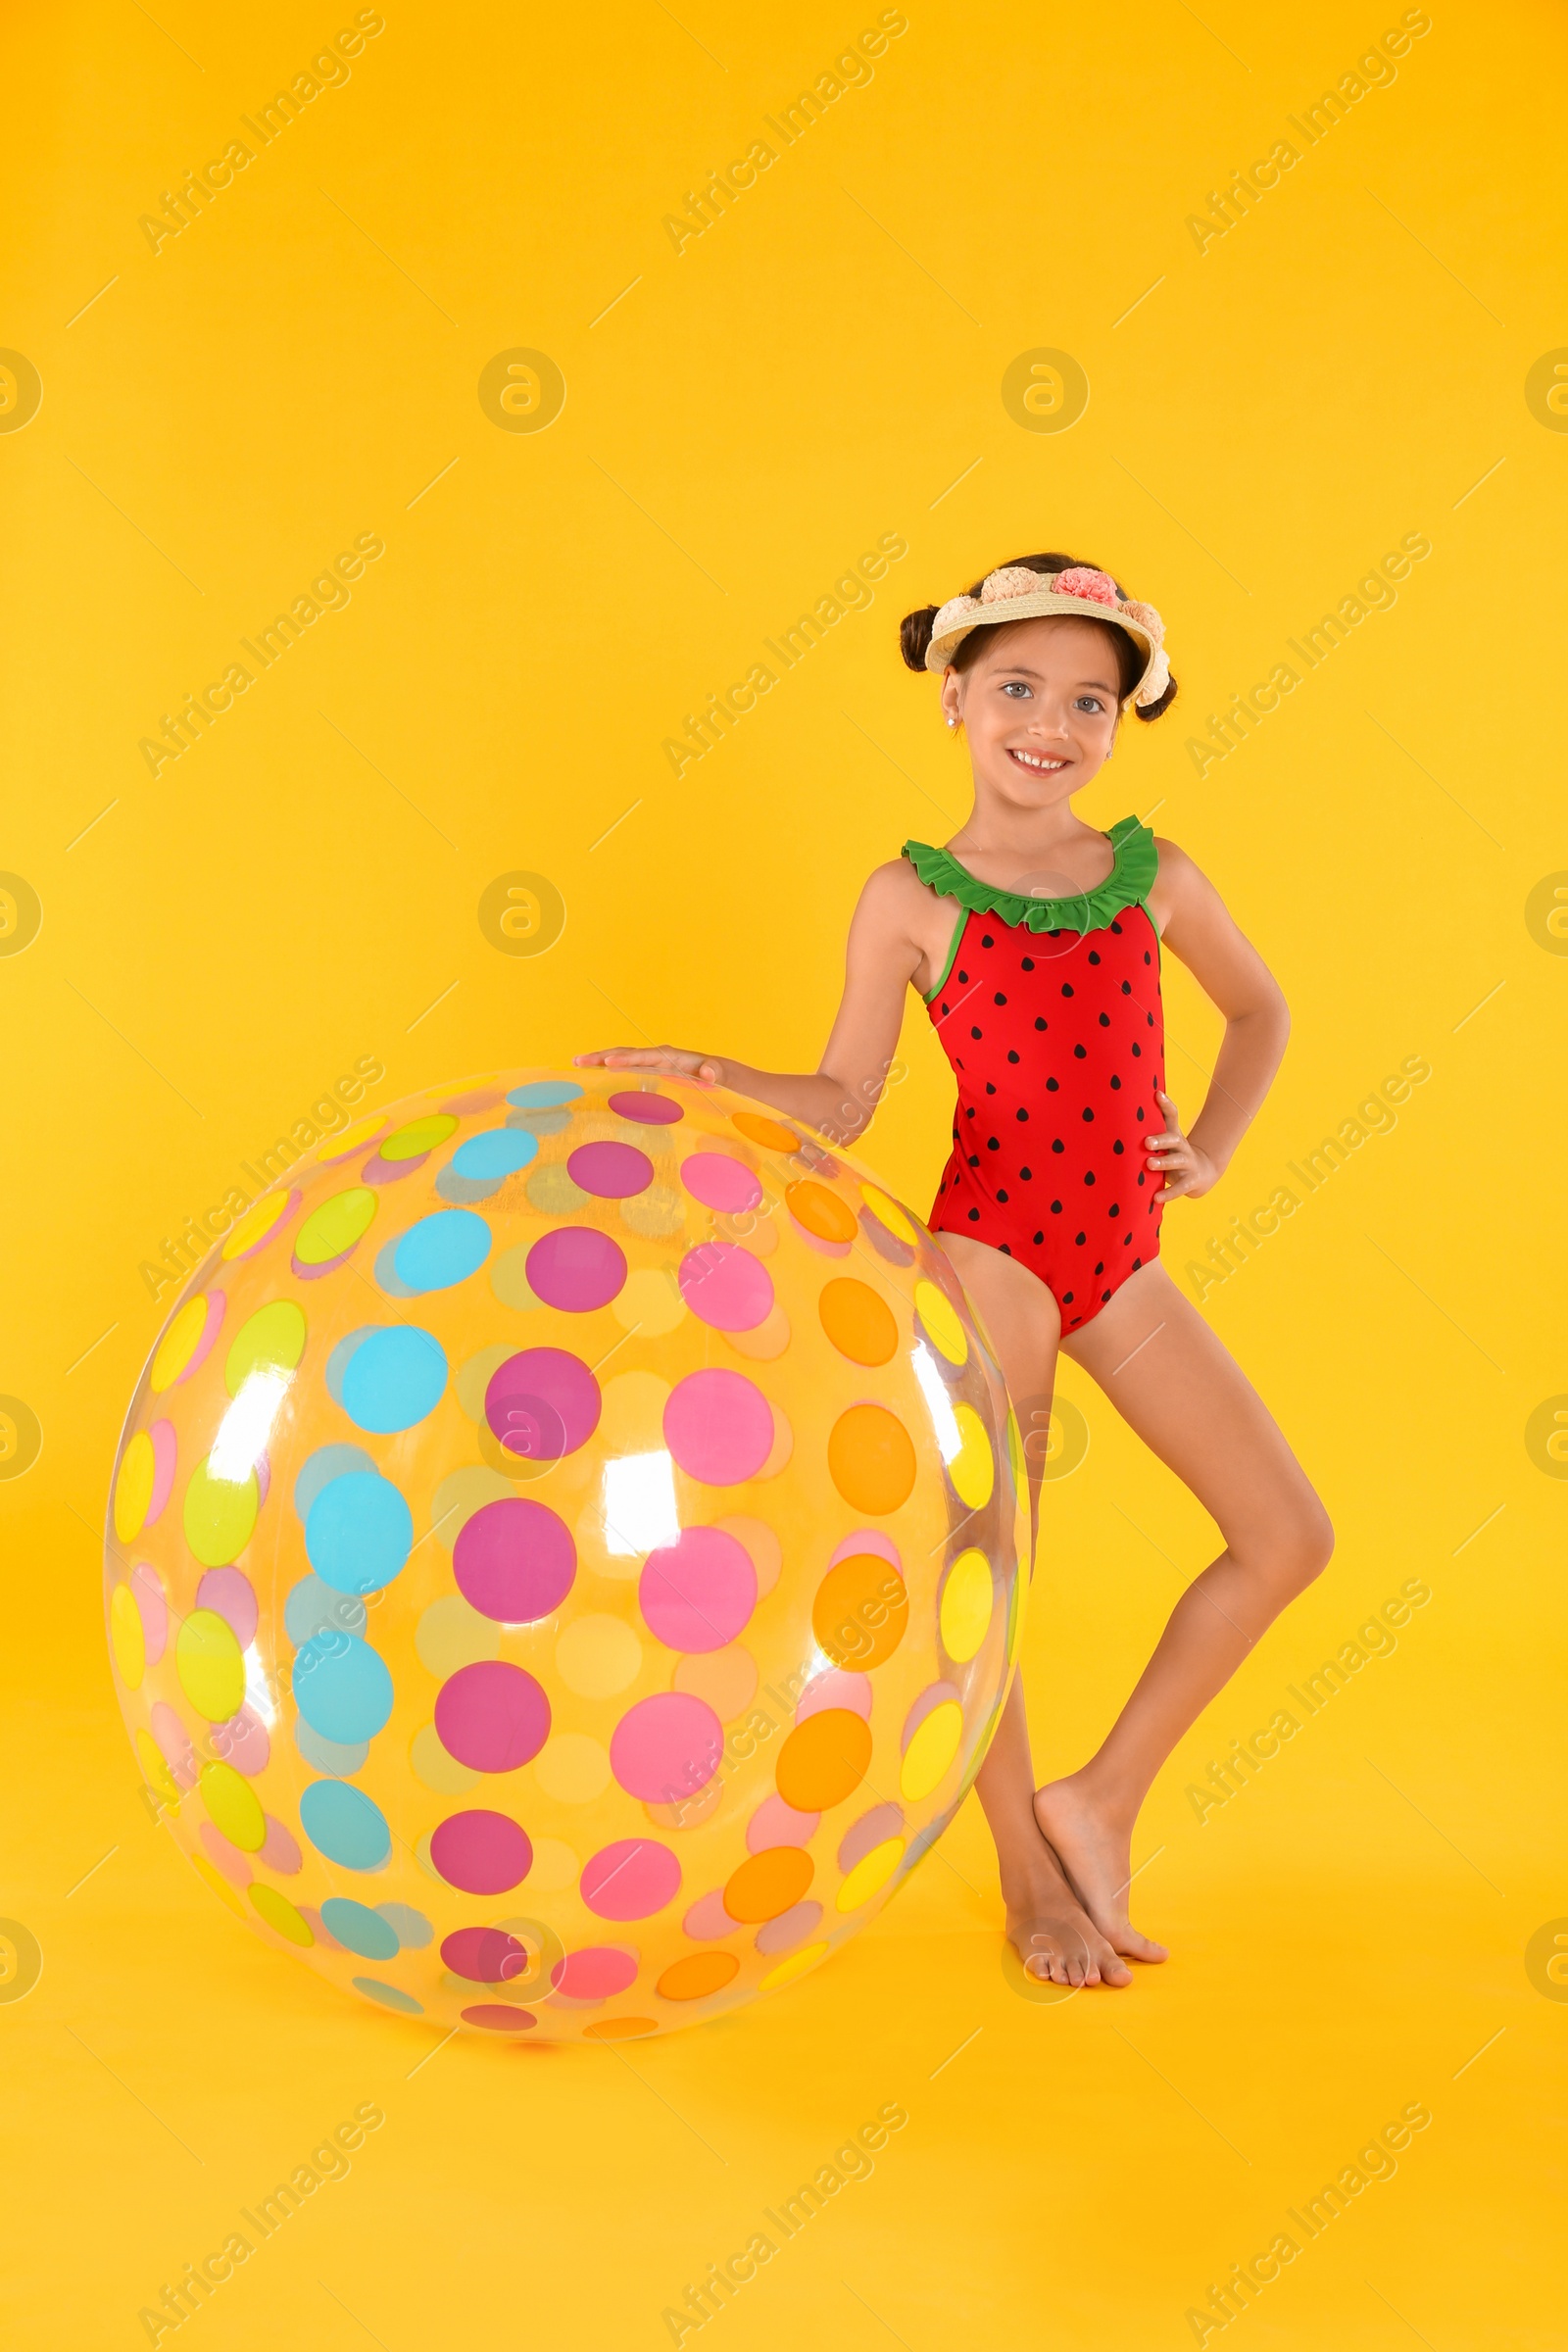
[{"x1": 581, "y1": 552, "x2": 1333, "y2": 1986}]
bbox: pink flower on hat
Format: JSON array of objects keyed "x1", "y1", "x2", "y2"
[
  {"x1": 1120, "y1": 597, "x2": 1164, "y2": 646},
  {"x1": 1053, "y1": 565, "x2": 1119, "y2": 608}
]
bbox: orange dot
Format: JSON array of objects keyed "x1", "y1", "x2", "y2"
[
  {"x1": 583, "y1": 2016, "x2": 657, "y2": 2040},
  {"x1": 818, "y1": 1277, "x2": 898, "y2": 1365},
  {"x1": 673, "y1": 1643, "x2": 759, "y2": 1722},
  {"x1": 827, "y1": 1403, "x2": 916, "y2": 1515},
  {"x1": 786, "y1": 1180, "x2": 858, "y2": 1242},
  {"x1": 658, "y1": 1950, "x2": 741, "y2": 2001},
  {"x1": 812, "y1": 1554, "x2": 908, "y2": 1670},
  {"x1": 775, "y1": 1709, "x2": 872, "y2": 1811},
  {"x1": 724, "y1": 1845, "x2": 814, "y2": 1923},
  {"x1": 733, "y1": 1111, "x2": 801, "y2": 1152}
]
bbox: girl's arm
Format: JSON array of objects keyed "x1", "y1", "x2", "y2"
[
  {"x1": 1147, "y1": 841, "x2": 1291, "y2": 1201},
  {"x1": 575, "y1": 862, "x2": 929, "y2": 1148}
]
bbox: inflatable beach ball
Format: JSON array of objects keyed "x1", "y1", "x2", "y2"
[{"x1": 105, "y1": 1068, "x2": 1029, "y2": 2041}]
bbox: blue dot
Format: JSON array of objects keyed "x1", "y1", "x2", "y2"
[
  {"x1": 306, "y1": 1472, "x2": 413, "y2": 1595},
  {"x1": 300, "y1": 1780, "x2": 391, "y2": 1871},
  {"x1": 293, "y1": 1443, "x2": 376, "y2": 1522},
  {"x1": 284, "y1": 1575, "x2": 366, "y2": 1645},
  {"x1": 394, "y1": 1208, "x2": 492, "y2": 1294},
  {"x1": 322, "y1": 1897, "x2": 400, "y2": 1959},
  {"x1": 435, "y1": 1169, "x2": 504, "y2": 1206},
  {"x1": 507, "y1": 1080, "x2": 582, "y2": 1109},
  {"x1": 293, "y1": 1717, "x2": 368, "y2": 1778},
  {"x1": 352, "y1": 1976, "x2": 423, "y2": 2015},
  {"x1": 507, "y1": 1106, "x2": 572, "y2": 1137},
  {"x1": 375, "y1": 1903, "x2": 433, "y2": 1949},
  {"x1": 373, "y1": 1237, "x2": 417, "y2": 1298},
  {"x1": 293, "y1": 1631, "x2": 393, "y2": 1742},
  {"x1": 452, "y1": 1129, "x2": 538, "y2": 1180},
  {"x1": 340, "y1": 1326, "x2": 447, "y2": 1433},
  {"x1": 325, "y1": 1328, "x2": 376, "y2": 1407}
]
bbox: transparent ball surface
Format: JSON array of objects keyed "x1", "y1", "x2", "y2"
[{"x1": 105, "y1": 1069, "x2": 1028, "y2": 2041}]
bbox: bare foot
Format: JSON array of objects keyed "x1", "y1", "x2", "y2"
[
  {"x1": 1033, "y1": 1773, "x2": 1169, "y2": 1965},
  {"x1": 1004, "y1": 1840, "x2": 1132, "y2": 1989}
]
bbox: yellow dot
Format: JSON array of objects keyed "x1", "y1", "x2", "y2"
[
  {"x1": 321, "y1": 1112, "x2": 389, "y2": 1162},
  {"x1": 201, "y1": 1759, "x2": 266, "y2": 1851},
  {"x1": 182, "y1": 1457, "x2": 259, "y2": 1568},
  {"x1": 940, "y1": 1549, "x2": 994, "y2": 1663},
  {"x1": 135, "y1": 1729, "x2": 180, "y2": 1811},
  {"x1": 901, "y1": 1700, "x2": 963, "y2": 1800},
  {"x1": 220, "y1": 1193, "x2": 290, "y2": 1261},
  {"x1": 914, "y1": 1278, "x2": 968, "y2": 1366},
  {"x1": 411, "y1": 1724, "x2": 478, "y2": 1795},
  {"x1": 190, "y1": 1851, "x2": 248, "y2": 1917},
  {"x1": 533, "y1": 1733, "x2": 611, "y2": 1803},
  {"x1": 427, "y1": 1464, "x2": 513, "y2": 1546},
  {"x1": 416, "y1": 1595, "x2": 501, "y2": 1679},
  {"x1": 556, "y1": 1614, "x2": 643, "y2": 1698},
  {"x1": 150, "y1": 1298, "x2": 209, "y2": 1392},
  {"x1": 836, "y1": 1838, "x2": 905, "y2": 1912},
  {"x1": 177, "y1": 1607, "x2": 245, "y2": 1722},
  {"x1": 249, "y1": 1884, "x2": 314, "y2": 1944},
  {"x1": 224, "y1": 1299, "x2": 306, "y2": 1396},
  {"x1": 490, "y1": 1241, "x2": 545, "y2": 1311},
  {"x1": 861, "y1": 1184, "x2": 919, "y2": 1245},
  {"x1": 611, "y1": 1270, "x2": 686, "y2": 1345},
  {"x1": 456, "y1": 1343, "x2": 516, "y2": 1422},
  {"x1": 109, "y1": 1584, "x2": 145, "y2": 1689},
  {"x1": 114, "y1": 1433, "x2": 156, "y2": 1542},
  {"x1": 760, "y1": 1941, "x2": 829, "y2": 1992},
  {"x1": 948, "y1": 1403, "x2": 995, "y2": 1509},
  {"x1": 527, "y1": 1838, "x2": 580, "y2": 1893},
  {"x1": 294, "y1": 1187, "x2": 376, "y2": 1266},
  {"x1": 382, "y1": 1112, "x2": 458, "y2": 1161}
]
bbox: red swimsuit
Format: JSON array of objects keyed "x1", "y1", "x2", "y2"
[{"x1": 905, "y1": 816, "x2": 1164, "y2": 1335}]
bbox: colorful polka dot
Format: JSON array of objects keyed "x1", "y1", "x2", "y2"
[
  {"x1": 818, "y1": 1277, "x2": 898, "y2": 1365},
  {"x1": 836, "y1": 1838, "x2": 904, "y2": 1911},
  {"x1": 900, "y1": 1696, "x2": 964, "y2": 1800},
  {"x1": 109, "y1": 1583, "x2": 145, "y2": 1688},
  {"x1": 249, "y1": 1884, "x2": 314, "y2": 1944},
  {"x1": 383, "y1": 1113, "x2": 459, "y2": 1161},
  {"x1": 760, "y1": 1942, "x2": 828, "y2": 1991},
  {"x1": 663, "y1": 1369, "x2": 773, "y2": 1486},
  {"x1": 319, "y1": 1113, "x2": 388, "y2": 1163},
  {"x1": 658, "y1": 1950, "x2": 737, "y2": 2000},
  {"x1": 130, "y1": 1561, "x2": 168, "y2": 1663},
  {"x1": 431, "y1": 1810, "x2": 533, "y2": 1895},
  {"x1": 677, "y1": 1243, "x2": 773, "y2": 1333},
  {"x1": 151, "y1": 1292, "x2": 225, "y2": 1392},
  {"x1": 940, "y1": 1549, "x2": 994, "y2": 1661},
  {"x1": 293, "y1": 1443, "x2": 376, "y2": 1521},
  {"x1": 434, "y1": 1660, "x2": 550, "y2": 1772},
  {"x1": 526, "y1": 1227, "x2": 626, "y2": 1312},
  {"x1": 680, "y1": 1152, "x2": 762, "y2": 1212},
  {"x1": 552, "y1": 1945, "x2": 638, "y2": 2000},
  {"x1": 812, "y1": 1554, "x2": 907, "y2": 1670},
  {"x1": 294, "y1": 1187, "x2": 377, "y2": 1267},
  {"x1": 454, "y1": 1495, "x2": 576, "y2": 1621},
  {"x1": 610, "y1": 1692, "x2": 722, "y2": 1805},
  {"x1": 321, "y1": 1898, "x2": 400, "y2": 1959},
  {"x1": 484, "y1": 1347, "x2": 600, "y2": 1461},
  {"x1": 451, "y1": 1129, "x2": 538, "y2": 1180},
  {"x1": 200, "y1": 1759, "x2": 265, "y2": 1851},
  {"x1": 114, "y1": 1432, "x2": 157, "y2": 1542},
  {"x1": 640, "y1": 1528, "x2": 757, "y2": 1653},
  {"x1": 839, "y1": 1802, "x2": 904, "y2": 1871},
  {"x1": 224, "y1": 1299, "x2": 306, "y2": 1396},
  {"x1": 293, "y1": 1631, "x2": 394, "y2": 1743},
  {"x1": 860, "y1": 1185, "x2": 919, "y2": 1245},
  {"x1": 300, "y1": 1781, "x2": 391, "y2": 1870},
  {"x1": 724, "y1": 1846, "x2": 812, "y2": 1922},
  {"x1": 462, "y1": 2002, "x2": 534, "y2": 2031},
  {"x1": 395, "y1": 1208, "x2": 493, "y2": 1293},
  {"x1": 176, "y1": 1608, "x2": 245, "y2": 1722},
  {"x1": 195, "y1": 1567, "x2": 258, "y2": 1649},
  {"x1": 610, "y1": 1090, "x2": 683, "y2": 1125},
  {"x1": 341, "y1": 1326, "x2": 447, "y2": 1433},
  {"x1": 786, "y1": 1180, "x2": 858, "y2": 1242},
  {"x1": 827, "y1": 1403, "x2": 916, "y2": 1516},
  {"x1": 948, "y1": 1403, "x2": 995, "y2": 1509},
  {"x1": 732, "y1": 1111, "x2": 800, "y2": 1151},
  {"x1": 775, "y1": 1709, "x2": 871, "y2": 1811},
  {"x1": 507, "y1": 1080, "x2": 581, "y2": 1109},
  {"x1": 355, "y1": 1978, "x2": 423, "y2": 2014},
  {"x1": 220, "y1": 1191, "x2": 297, "y2": 1261},
  {"x1": 567, "y1": 1140, "x2": 653, "y2": 1200},
  {"x1": 755, "y1": 1900, "x2": 822, "y2": 1956},
  {"x1": 581, "y1": 1838, "x2": 680, "y2": 1920},
  {"x1": 307, "y1": 1472, "x2": 413, "y2": 1595}
]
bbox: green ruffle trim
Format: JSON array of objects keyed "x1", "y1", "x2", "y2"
[{"x1": 903, "y1": 813, "x2": 1158, "y2": 937}]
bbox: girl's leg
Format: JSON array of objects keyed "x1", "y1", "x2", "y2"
[
  {"x1": 1035, "y1": 1261, "x2": 1335, "y2": 1957},
  {"x1": 935, "y1": 1233, "x2": 1132, "y2": 1989}
]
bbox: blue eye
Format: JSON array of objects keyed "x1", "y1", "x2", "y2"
[{"x1": 1002, "y1": 680, "x2": 1031, "y2": 698}]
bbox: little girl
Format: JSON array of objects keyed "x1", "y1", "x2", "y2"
[{"x1": 580, "y1": 552, "x2": 1333, "y2": 1988}]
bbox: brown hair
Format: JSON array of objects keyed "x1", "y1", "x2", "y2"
[{"x1": 899, "y1": 550, "x2": 1178, "y2": 721}]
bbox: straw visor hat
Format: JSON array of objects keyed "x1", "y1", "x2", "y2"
[{"x1": 925, "y1": 564, "x2": 1171, "y2": 712}]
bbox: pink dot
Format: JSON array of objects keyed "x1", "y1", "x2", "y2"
[
  {"x1": 828, "y1": 1530, "x2": 902, "y2": 1571},
  {"x1": 610, "y1": 1091, "x2": 684, "y2": 1126},
  {"x1": 552, "y1": 1945, "x2": 638, "y2": 1999},
  {"x1": 902, "y1": 1682, "x2": 962, "y2": 1752},
  {"x1": 798, "y1": 1669, "x2": 873, "y2": 1723},
  {"x1": 581, "y1": 1838, "x2": 681, "y2": 1921},
  {"x1": 260, "y1": 1815, "x2": 303, "y2": 1875},
  {"x1": 567, "y1": 1141, "x2": 653, "y2": 1199},
  {"x1": 680, "y1": 1152, "x2": 763, "y2": 1213},
  {"x1": 210, "y1": 1703, "x2": 270, "y2": 1776},
  {"x1": 484, "y1": 1347, "x2": 601, "y2": 1461},
  {"x1": 663, "y1": 1369, "x2": 773, "y2": 1486},
  {"x1": 431, "y1": 1809, "x2": 533, "y2": 1896},
  {"x1": 640, "y1": 1528, "x2": 757, "y2": 1653},
  {"x1": 454, "y1": 1495, "x2": 575, "y2": 1623},
  {"x1": 526, "y1": 1227, "x2": 627, "y2": 1312},
  {"x1": 463, "y1": 2004, "x2": 537, "y2": 2032},
  {"x1": 199, "y1": 1822, "x2": 251, "y2": 1887},
  {"x1": 746, "y1": 1794, "x2": 819, "y2": 1852},
  {"x1": 196, "y1": 1568, "x2": 258, "y2": 1649},
  {"x1": 435, "y1": 1661, "x2": 551, "y2": 1772},
  {"x1": 839, "y1": 1803, "x2": 904, "y2": 1873},
  {"x1": 131, "y1": 1563, "x2": 168, "y2": 1665},
  {"x1": 146, "y1": 1421, "x2": 177, "y2": 1526},
  {"x1": 682, "y1": 1888, "x2": 741, "y2": 1940},
  {"x1": 610, "y1": 1692, "x2": 723, "y2": 1805},
  {"x1": 678, "y1": 1242, "x2": 773, "y2": 1332},
  {"x1": 178, "y1": 1290, "x2": 226, "y2": 1384},
  {"x1": 443, "y1": 1925, "x2": 529, "y2": 1983},
  {"x1": 755, "y1": 1900, "x2": 823, "y2": 1955}
]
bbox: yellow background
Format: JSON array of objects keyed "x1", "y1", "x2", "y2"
[{"x1": 1, "y1": 1, "x2": 1562, "y2": 2344}]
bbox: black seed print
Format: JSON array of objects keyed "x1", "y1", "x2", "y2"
[
  {"x1": 1033, "y1": 1230, "x2": 1045, "y2": 1245},
  {"x1": 967, "y1": 1153, "x2": 980, "y2": 1168},
  {"x1": 1020, "y1": 1166, "x2": 1032, "y2": 1179},
  {"x1": 964, "y1": 1105, "x2": 976, "y2": 1119},
  {"x1": 970, "y1": 1026, "x2": 983, "y2": 1040},
  {"x1": 1082, "y1": 1107, "x2": 1095, "y2": 1122},
  {"x1": 1052, "y1": 1140, "x2": 1065, "y2": 1154},
  {"x1": 1034, "y1": 1016, "x2": 1048, "y2": 1032},
  {"x1": 1006, "y1": 1049, "x2": 1020, "y2": 1064},
  {"x1": 1108, "y1": 1204, "x2": 1120, "y2": 1218},
  {"x1": 1113, "y1": 1140, "x2": 1125, "y2": 1154},
  {"x1": 1120, "y1": 980, "x2": 1132, "y2": 996},
  {"x1": 997, "y1": 1189, "x2": 1008, "y2": 1202},
  {"x1": 1088, "y1": 950, "x2": 1101, "y2": 964},
  {"x1": 985, "y1": 1081, "x2": 997, "y2": 1096},
  {"x1": 1133, "y1": 1255, "x2": 1142, "y2": 1269},
  {"x1": 1101, "y1": 1288, "x2": 1111, "y2": 1302},
  {"x1": 994, "y1": 992, "x2": 1007, "y2": 1005},
  {"x1": 957, "y1": 968, "x2": 969, "y2": 983},
  {"x1": 1051, "y1": 1200, "x2": 1062, "y2": 1212},
  {"x1": 981, "y1": 934, "x2": 995, "y2": 948},
  {"x1": 1021, "y1": 956, "x2": 1035, "y2": 971},
  {"x1": 1084, "y1": 1171, "x2": 1096, "y2": 1186},
  {"x1": 1046, "y1": 1077, "x2": 1059, "y2": 1094},
  {"x1": 986, "y1": 1137, "x2": 1001, "y2": 1152},
  {"x1": 940, "y1": 1002, "x2": 950, "y2": 1016},
  {"x1": 1073, "y1": 1044, "x2": 1088, "y2": 1060},
  {"x1": 1060, "y1": 983, "x2": 1074, "y2": 998},
  {"x1": 1143, "y1": 950, "x2": 1152, "y2": 964},
  {"x1": 1015, "y1": 1107, "x2": 1029, "y2": 1122},
  {"x1": 1095, "y1": 1260, "x2": 1105, "y2": 1275},
  {"x1": 1063, "y1": 1290, "x2": 1075, "y2": 1303},
  {"x1": 1075, "y1": 1231, "x2": 1087, "y2": 1246},
  {"x1": 1099, "y1": 1012, "x2": 1111, "y2": 1028},
  {"x1": 1110, "y1": 919, "x2": 1123, "y2": 934},
  {"x1": 1137, "y1": 1172, "x2": 1146, "y2": 1187},
  {"x1": 1147, "y1": 1012, "x2": 1154, "y2": 1026},
  {"x1": 967, "y1": 1207, "x2": 980, "y2": 1221},
  {"x1": 1110, "y1": 1075, "x2": 1122, "y2": 1090},
  {"x1": 1131, "y1": 1043, "x2": 1142, "y2": 1057}
]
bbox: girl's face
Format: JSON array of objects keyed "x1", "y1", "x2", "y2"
[{"x1": 941, "y1": 615, "x2": 1123, "y2": 808}]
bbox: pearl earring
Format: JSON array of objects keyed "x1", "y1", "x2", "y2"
[{"x1": 946, "y1": 713, "x2": 958, "y2": 728}]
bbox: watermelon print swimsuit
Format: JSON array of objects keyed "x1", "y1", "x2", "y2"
[{"x1": 904, "y1": 815, "x2": 1164, "y2": 1335}]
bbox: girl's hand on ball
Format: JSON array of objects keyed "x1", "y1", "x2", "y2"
[
  {"x1": 1144, "y1": 1090, "x2": 1216, "y2": 1200},
  {"x1": 574, "y1": 1044, "x2": 723, "y2": 1085}
]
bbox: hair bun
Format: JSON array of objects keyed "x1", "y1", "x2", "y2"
[{"x1": 899, "y1": 606, "x2": 939, "y2": 671}]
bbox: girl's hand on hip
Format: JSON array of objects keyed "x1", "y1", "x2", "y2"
[
  {"x1": 1145, "y1": 1090, "x2": 1216, "y2": 1201},
  {"x1": 573, "y1": 1045, "x2": 723, "y2": 1085}
]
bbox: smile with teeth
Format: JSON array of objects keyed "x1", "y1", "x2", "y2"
[{"x1": 1009, "y1": 748, "x2": 1069, "y2": 772}]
